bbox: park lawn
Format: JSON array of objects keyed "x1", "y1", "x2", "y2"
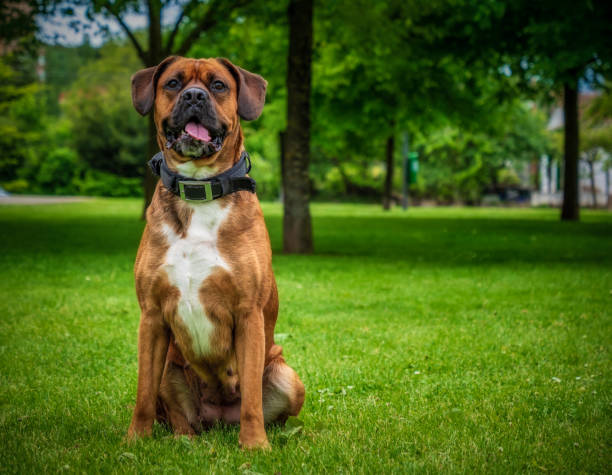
[{"x1": 0, "y1": 199, "x2": 610, "y2": 474}]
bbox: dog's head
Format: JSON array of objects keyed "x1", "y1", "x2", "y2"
[{"x1": 131, "y1": 56, "x2": 267, "y2": 168}]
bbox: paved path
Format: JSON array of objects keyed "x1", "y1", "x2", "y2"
[{"x1": 0, "y1": 195, "x2": 91, "y2": 205}]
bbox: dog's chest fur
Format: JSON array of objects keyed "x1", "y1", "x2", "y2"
[{"x1": 162, "y1": 201, "x2": 231, "y2": 357}]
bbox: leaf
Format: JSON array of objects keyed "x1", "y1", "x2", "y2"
[
  {"x1": 118, "y1": 452, "x2": 137, "y2": 463},
  {"x1": 280, "y1": 416, "x2": 304, "y2": 439}
]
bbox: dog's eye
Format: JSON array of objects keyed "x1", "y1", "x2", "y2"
[
  {"x1": 211, "y1": 80, "x2": 226, "y2": 92},
  {"x1": 165, "y1": 79, "x2": 180, "y2": 90}
]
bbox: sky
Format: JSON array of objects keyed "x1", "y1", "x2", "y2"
[{"x1": 37, "y1": 3, "x2": 180, "y2": 47}]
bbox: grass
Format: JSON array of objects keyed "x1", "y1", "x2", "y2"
[{"x1": 0, "y1": 200, "x2": 611, "y2": 473}]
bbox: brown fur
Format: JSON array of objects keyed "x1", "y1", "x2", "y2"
[{"x1": 127, "y1": 57, "x2": 304, "y2": 449}]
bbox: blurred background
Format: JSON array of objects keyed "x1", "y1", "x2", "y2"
[{"x1": 1, "y1": 1, "x2": 611, "y2": 235}]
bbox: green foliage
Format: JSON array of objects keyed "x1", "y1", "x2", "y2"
[
  {"x1": 0, "y1": 0, "x2": 39, "y2": 53},
  {"x1": 6, "y1": 0, "x2": 606, "y2": 203},
  {"x1": 410, "y1": 100, "x2": 551, "y2": 203},
  {"x1": 497, "y1": 167, "x2": 521, "y2": 187},
  {"x1": 1, "y1": 44, "x2": 146, "y2": 198},
  {"x1": 37, "y1": 147, "x2": 80, "y2": 193},
  {"x1": 63, "y1": 43, "x2": 145, "y2": 178},
  {"x1": 44, "y1": 42, "x2": 100, "y2": 115},
  {"x1": 581, "y1": 86, "x2": 612, "y2": 164},
  {"x1": 0, "y1": 58, "x2": 44, "y2": 183},
  {"x1": 72, "y1": 169, "x2": 142, "y2": 197}
]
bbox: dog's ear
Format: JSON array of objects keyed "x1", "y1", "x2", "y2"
[
  {"x1": 216, "y1": 58, "x2": 267, "y2": 121},
  {"x1": 131, "y1": 56, "x2": 178, "y2": 116}
]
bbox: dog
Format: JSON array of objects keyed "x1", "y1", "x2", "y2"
[{"x1": 127, "y1": 56, "x2": 305, "y2": 449}]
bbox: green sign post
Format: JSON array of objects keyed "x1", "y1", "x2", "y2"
[{"x1": 407, "y1": 152, "x2": 419, "y2": 184}]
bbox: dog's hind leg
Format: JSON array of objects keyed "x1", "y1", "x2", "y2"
[
  {"x1": 158, "y1": 360, "x2": 200, "y2": 435},
  {"x1": 262, "y1": 345, "x2": 305, "y2": 424}
]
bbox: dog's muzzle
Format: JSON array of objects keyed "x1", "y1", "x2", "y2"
[{"x1": 164, "y1": 88, "x2": 226, "y2": 159}]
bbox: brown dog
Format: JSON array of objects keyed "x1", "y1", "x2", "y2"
[{"x1": 127, "y1": 56, "x2": 305, "y2": 449}]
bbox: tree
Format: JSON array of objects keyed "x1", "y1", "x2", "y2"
[
  {"x1": 0, "y1": 58, "x2": 42, "y2": 184},
  {"x1": 283, "y1": 0, "x2": 313, "y2": 253},
  {"x1": 413, "y1": 101, "x2": 551, "y2": 204},
  {"x1": 410, "y1": 0, "x2": 612, "y2": 220},
  {"x1": 62, "y1": 42, "x2": 145, "y2": 178},
  {"x1": 580, "y1": 87, "x2": 612, "y2": 207},
  {"x1": 48, "y1": 0, "x2": 256, "y2": 213},
  {"x1": 311, "y1": 0, "x2": 502, "y2": 210},
  {"x1": 0, "y1": 0, "x2": 38, "y2": 53}
]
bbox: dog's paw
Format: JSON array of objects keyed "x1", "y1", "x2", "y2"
[
  {"x1": 126, "y1": 421, "x2": 153, "y2": 441},
  {"x1": 239, "y1": 434, "x2": 271, "y2": 451}
]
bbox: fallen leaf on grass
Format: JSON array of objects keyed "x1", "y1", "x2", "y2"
[
  {"x1": 278, "y1": 416, "x2": 304, "y2": 443},
  {"x1": 118, "y1": 452, "x2": 137, "y2": 463}
]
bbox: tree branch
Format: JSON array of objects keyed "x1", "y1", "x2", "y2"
[
  {"x1": 164, "y1": 0, "x2": 199, "y2": 55},
  {"x1": 103, "y1": 3, "x2": 148, "y2": 65},
  {"x1": 174, "y1": 0, "x2": 253, "y2": 56}
]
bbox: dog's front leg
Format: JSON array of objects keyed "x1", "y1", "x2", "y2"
[
  {"x1": 128, "y1": 312, "x2": 169, "y2": 438},
  {"x1": 235, "y1": 310, "x2": 269, "y2": 449}
]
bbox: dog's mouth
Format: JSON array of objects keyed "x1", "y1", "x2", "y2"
[{"x1": 164, "y1": 117, "x2": 226, "y2": 159}]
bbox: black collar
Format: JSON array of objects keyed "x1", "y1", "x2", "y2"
[{"x1": 148, "y1": 151, "x2": 256, "y2": 202}]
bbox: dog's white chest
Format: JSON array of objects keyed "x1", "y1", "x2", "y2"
[{"x1": 162, "y1": 201, "x2": 231, "y2": 357}]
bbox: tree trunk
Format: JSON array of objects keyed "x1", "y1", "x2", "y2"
[
  {"x1": 283, "y1": 0, "x2": 313, "y2": 253},
  {"x1": 142, "y1": 0, "x2": 164, "y2": 216},
  {"x1": 561, "y1": 80, "x2": 579, "y2": 221},
  {"x1": 587, "y1": 156, "x2": 596, "y2": 208},
  {"x1": 279, "y1": 131, "x2": 286, "y2": 202},
  {"x1": 606, "y1": 168, "x2": 611, "y2": 209},
  {"x1": 383, "y1": 134, "x2": 394, "y2": 210}
]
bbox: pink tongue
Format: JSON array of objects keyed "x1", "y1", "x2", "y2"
[{"x1": 185, "y1": 122, "x2": 211, "y2": 142}]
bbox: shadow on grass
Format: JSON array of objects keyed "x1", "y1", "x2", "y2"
[
  {"x1": 306, "y1": 215, "x2": 612, "y2": 265},
  {"x1": 1, "y1": 208, "x2": 611, "y2": 266},
  {"x1": 0, "y1": 215, "x2": 144, "y2": 259}
]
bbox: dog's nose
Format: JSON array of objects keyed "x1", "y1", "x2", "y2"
[{"x1": 181, "y1": 87, "x2": 208, "y2": 106}]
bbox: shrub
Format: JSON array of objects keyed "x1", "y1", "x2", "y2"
[
  {"x1": 37, "y1": 147, "x2": 80, "y2": 194},
  {"x1": 72, "y1": 169, "x2": 141, "y2": 197}
]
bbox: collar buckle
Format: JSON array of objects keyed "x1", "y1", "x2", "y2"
[{"x1": 178, "y1": 181, "x2": 213, "y2": 202}]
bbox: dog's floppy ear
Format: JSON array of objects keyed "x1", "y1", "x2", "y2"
[
  {"x1": 216, "y1": 58, "x2": 267, "y2": 121},
  {"x1": 131, "y1": 56, "x2": 178, "y2": 116}
]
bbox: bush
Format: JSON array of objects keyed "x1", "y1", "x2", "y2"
[
  {"x1": 37, "y1": 147, "x2": 80, "y2": 194},
  {"x1": 72, "y1": 169, "x2": 141, "y2": 197},
  {"x1": 497, "y1": 167, "x2": 521, "y2": 187},
  {"x1": 62, "y1": 44, "x2": 146, "y2": 178},
  {"x1": 2, "y1": 179, "x2": 29, "y2": 193}
]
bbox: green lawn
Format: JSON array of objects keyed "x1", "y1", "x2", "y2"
[{"x1": 1, "y1": 200, "x2": 611, "y2": 473}]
